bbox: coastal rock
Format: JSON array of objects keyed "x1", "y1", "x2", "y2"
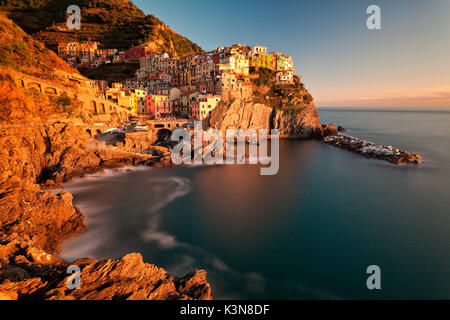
[
  {"x1": 0, "y1": 290, "x2": 18, "y2": 300},
  {"x1": 208, "y1": 98, "x2": 323, "y2": 138},
  {"x1": 322, "y1": 134, "x2": 422, "y2": 165},
  {"x1": 0, "y1": 249, "x2": 211, "y2": 300},
  {"x1": 322, "y1": 124, "x2": 339, "y2": 137}
]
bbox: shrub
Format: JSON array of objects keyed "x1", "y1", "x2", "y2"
[
  {"x1": 251, "y1": 67, "x2": 275, "y2": 87},
  {"x1": 54, "y1": 92, "x2": 74, "y2": 114}
]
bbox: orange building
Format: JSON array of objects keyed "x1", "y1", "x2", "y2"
[{"x1": 249, "y1": 53, "x2": 276, "y2": 70}]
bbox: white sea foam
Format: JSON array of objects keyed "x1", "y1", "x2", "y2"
[{"x1": 140, "y1": 177, "x2": 191, "y2": 248}]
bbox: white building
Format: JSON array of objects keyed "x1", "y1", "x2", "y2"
[{"x1": 251, "y1": 46, "x2": 267, "y2": 56}]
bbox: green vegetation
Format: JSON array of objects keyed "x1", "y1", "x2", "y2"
[
  {"x1": 53, "y1": 92, "x2": 73, "y2": 113},
  {"x1": 250, "y1": 68, "x2": 314, "y2": 112},
  {"x1": 0, "y1": 14, "x2": 75, "y2": 76},
  {"x1": 78, "y1": 62, "x2": 139, "y2": 82},
  {"x1": 250, "y1": 67, "x2": 275, "y2": 87},
  {"x1": 1, "y1": 0, "x2": 202, "y2": 57}
]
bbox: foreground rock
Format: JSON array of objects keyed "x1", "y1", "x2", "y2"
[
  {"x1": 323, "y1": 134, "x2": 422, "y2": 165},
  {"x1": 0, "y1": 243, "x2": 211, "y2": 300}
]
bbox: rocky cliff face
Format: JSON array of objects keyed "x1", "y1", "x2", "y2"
[{"x1": 208, "y1": 98, "x2": 323, "y2": 138}]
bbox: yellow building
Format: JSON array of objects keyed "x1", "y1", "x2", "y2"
[
  {"x1": 249, "y1": 53, "x2": 276, "y2": 70},
  {"x1": 229, "y1": 54, "x2": 249, "y2": 75},
  {"x1": 198, "y1": 95, "x2": 221, "y2": 121},
  {"x1": 134, "y1": 89, "x2": 147, "y2": 114},
  {"x1": 117, "y1": 91, "x2": 138, "y2": 114}
]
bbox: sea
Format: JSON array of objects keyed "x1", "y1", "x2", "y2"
[{"x1": 60, "y1": 107, "x2": 450, "y2": 299}]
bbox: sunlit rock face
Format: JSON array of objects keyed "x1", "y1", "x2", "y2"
[{"x1": 208, "y1": 98, "x2": 323, "y2": 139}]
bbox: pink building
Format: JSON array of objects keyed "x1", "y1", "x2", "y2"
[{"x1": 146, "y1": 94, "x2": 172, "y2": 119}]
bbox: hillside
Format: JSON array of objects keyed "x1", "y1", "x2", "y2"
[
  {"x1": 0, "y1": 0, "x2": 202, "y2": 58},
  {"x1": 0, "y1": 12, "x2": 77, "y2": 78},
  {"x1": 78, "y1": 62, "x2": 139, "y2": 82}
]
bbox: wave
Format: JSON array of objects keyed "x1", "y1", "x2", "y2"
[{"x1": 140, "y1": 177, "x2": 191, "y2": 248}]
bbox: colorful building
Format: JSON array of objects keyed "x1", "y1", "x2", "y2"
[
  {"x1": 191, "y1": 95, "x2": 222, "y2": 120},
  {"x1": 117, "y1": 91, "x2": 138, "y2": 114},
  {"x1": 276, "y1": 71, "x2": 295, "y2": 84},
  {"x1": 134, "y1": 89, "x2": 147, "y2": 114},
  {"x1": 146, "y1": 94, "x2": 172, "y2": 119},
  {"x1": 272, "y1": 52, "x2": 294, "y2": 71},
  {"x1": 181, "y1": 91, "x2": 199, "y2": 117},
  {"x1": 126, "y1": 45, "x2": 152, "y2": 61},
  {"x1": 249, "y1": 53, "x2": 276, "y2": 70}
]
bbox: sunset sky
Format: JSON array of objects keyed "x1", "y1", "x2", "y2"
[{"x1": 134, "y1": 0, "x2": 450, "y2": 107}]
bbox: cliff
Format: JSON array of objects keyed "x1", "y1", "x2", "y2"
[
  {"x1": 209, "y1": 98, "x2": 322, "y2": 138},
  {"x1": 0, "y1": 12, "x2": 76, "y2": 78},
  {"x1": 209, "y1": 69, "x2": 323, "y2": 138}
]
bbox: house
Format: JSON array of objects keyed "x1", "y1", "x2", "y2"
[
  {"x1": 216, "y1": 70, "x2": 252, "y2": 100},
  {"x1": 228, "y1": 53, "x2": 250, "y2": 75},
  {"x1": 272, "y1": 52, "x2": 294, "y2": 71},
  {"x1": 251, "y1": 46, "x2": 267, "y2": 56},
  {"x1": 118, "y1": 52, "x2": 127, "y2": 62},
  {"x1": 134, "y1": 89, "x2": 147, "y2": 114},
  {"x1": 146, "y1": 94, "x2": 172, "y2": 119},
  {"x1": 198, "y1": 79, "x2": 217, "y2": 95},
  {"x1": 249, "y1": 53, "x2": 276, "y2": 70},
  {"x1": 117, "y1": 91, "x2": 138, "y2": 114},
  {"x1": 126, "y1": 45, "x2": 151, "y2": 61},
  {"x1": 95, "y1": 80, "x2": 108, "y2": 90},
  {"x1": 191, "y1": 94, "x2": 221, "y2": 120},
  {"x1": 180, "y1": 91, "x2": 199, "y2": 117},
  {"x1": 276, "y1": 70, "x2": 295, "y2": 84}
]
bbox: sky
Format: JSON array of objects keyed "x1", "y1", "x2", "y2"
[{"x1": 133, "y1": 0, "x2": 450, "y2": 107}]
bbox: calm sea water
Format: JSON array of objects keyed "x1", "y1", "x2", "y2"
[{"x1": 60, "y1": 108, "x2": 450, "y2": 299}]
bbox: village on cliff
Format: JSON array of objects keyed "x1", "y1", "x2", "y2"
[{"x1": 57, "y1": 42, "x2": 296, "y2": 121}]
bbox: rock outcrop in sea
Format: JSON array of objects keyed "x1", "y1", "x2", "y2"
[{"x1": 322, "y1": 134, "x2": 422, "y2": 165}]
